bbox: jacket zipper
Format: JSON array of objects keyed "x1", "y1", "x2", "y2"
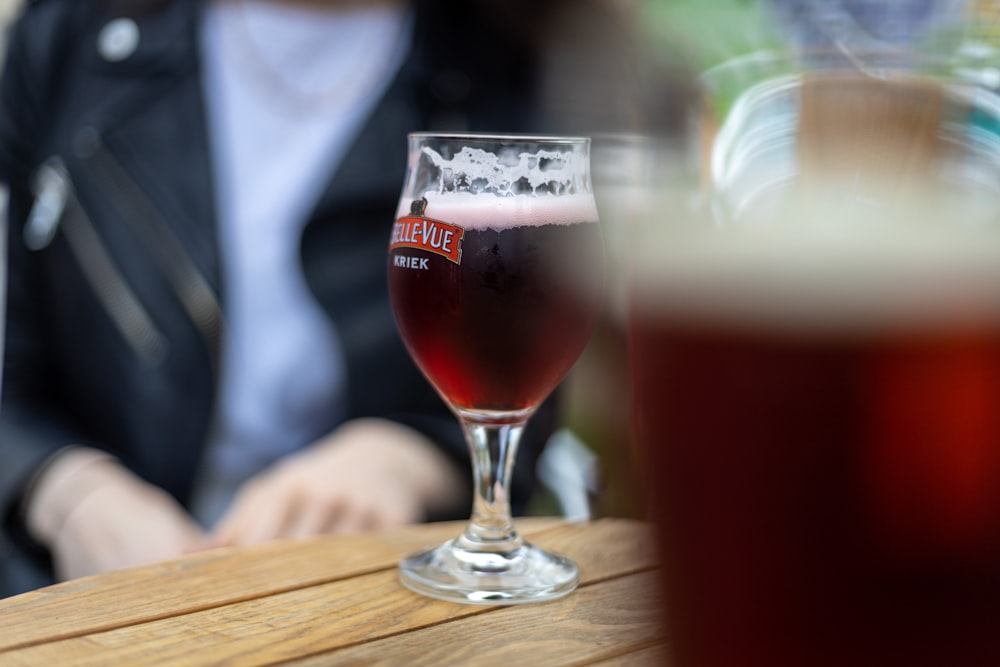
[
  {"x1": 26, "y1": 158, "x2": 168, "y2": 365},
  {"x1": 75, "y1": 131, "x2": 224, "y2": 375}
]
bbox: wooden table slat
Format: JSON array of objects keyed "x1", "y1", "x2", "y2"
[
  {"x1": 0, "y1": 519, "x2": 658, "y2": 667},
  {"x1": 0, "y1": 517, "x2": 570, "y2": 650},
  {"x1": 586, "y1": 644, "x2": 672, "y2": 666},
  {"x1": 281, "y1": 570, "x2": 667, "y2": 667}
]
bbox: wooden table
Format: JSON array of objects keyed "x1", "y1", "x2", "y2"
[{"x1": 0, "y1": 518, "x2": 666, "y2": 666}]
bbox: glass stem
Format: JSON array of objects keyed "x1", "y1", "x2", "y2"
[{"x1": 456, "y1": 417, "x2": 527, "y2": 554}]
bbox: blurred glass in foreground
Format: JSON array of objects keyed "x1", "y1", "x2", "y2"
[{"x1": 630, "y1": 1, "x2": 1000, "y2": 665}]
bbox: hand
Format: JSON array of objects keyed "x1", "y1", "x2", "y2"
[
  {"x1": 208, "y1": 418, "x2": 464, "y2": 547},
  {"x1": 25, "y1": 447, "x2": 206, "y2": 581}
]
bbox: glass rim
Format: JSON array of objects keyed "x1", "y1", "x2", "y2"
[
  {"x1": 408, "y1": 132, "x2": 591, "y2": 145},
  {"x1": 699, "y1": 47, "x2": 983, "y2": 89}
]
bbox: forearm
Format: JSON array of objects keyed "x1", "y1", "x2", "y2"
[
  {"x1": 0, "y1": 404, "x2": 90, "y2": 551},
  {"x1": 11, "y1": 443, "x2": 204, "y2": 582}
]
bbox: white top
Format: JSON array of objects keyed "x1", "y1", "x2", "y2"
[{"x1": 191, "y1": 0, "x2": 410, "y2": 526}]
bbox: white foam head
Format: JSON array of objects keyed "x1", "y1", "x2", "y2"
[
  {"x1": 420, "y1": 145, "x2": 590, "y2": 196},
  {"x1": 398, "y1": 139, "x2": 598, "y2": 230},
  {"x1": 397, "y1": 191, "x2": 599, "y2": 231}
]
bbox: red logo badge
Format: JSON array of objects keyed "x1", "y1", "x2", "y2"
[{"x1": 390, "y1": 198, "x2": 465, "y2": 265}]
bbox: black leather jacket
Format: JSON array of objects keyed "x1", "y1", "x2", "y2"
[{"x1": 0, "y1": 0, "x2": 557, "y2": 596}]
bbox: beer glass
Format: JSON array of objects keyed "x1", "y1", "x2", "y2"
[
  {"x1": 632, "y1": 65, "x2": 1000, "y2": 665},
  {"x1": 387, "y1": 133, "x2": 603, "y2": 604}
]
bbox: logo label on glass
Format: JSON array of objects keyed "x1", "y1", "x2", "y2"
[{"x1": 391, "y1": 198, "x2": 465, "y2": 265}]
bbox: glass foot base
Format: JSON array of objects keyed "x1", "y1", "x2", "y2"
[{"x1": 399, "y1": 538, "x2": 579, "y2": 605}]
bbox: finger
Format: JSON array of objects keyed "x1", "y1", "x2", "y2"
[
  {"x1": 213, "y1": 483, "x2": 289, "y2": 546},
  {"x1": 364, "y1": 486, "x2": 422, "y2": 531},
  {"x1": 208, "y1": 502, "x2": 248, "y2": 548},
  {"x1": 332, "y1": 494, "x2": 411, "y2": 534},
  {"x1": 235, "y1": 497, "x2": 292, "y2": 545},
  {"x1": 327, "y1": 506, "x2": 373, "y2": 534},
  {"x1": 287, "y1": 495, "x2": 343, "y2": 540}
]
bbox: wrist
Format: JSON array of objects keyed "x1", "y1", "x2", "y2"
[{"x1": 24, "y1": 447, "x2": 122, "y2": 546}]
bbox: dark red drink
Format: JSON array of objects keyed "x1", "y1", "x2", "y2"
[
  {"x1": 389, "y1": 194, "x2": 603, "y2": 415},
  {"x1": 631, "y1": 233, "x2": 1000, "y2": 667}
]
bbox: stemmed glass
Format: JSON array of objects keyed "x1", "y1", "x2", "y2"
[{"x1": 387, "y1": 133, "x2": 604, "y2": 604}]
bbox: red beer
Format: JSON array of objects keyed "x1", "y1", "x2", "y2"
[
  {"x1": 389, "y1": 193, "x2": 603, "y2": 414},
  {"x1": 632, "y1": 232, "x2": 1000, "y2": 667}
]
